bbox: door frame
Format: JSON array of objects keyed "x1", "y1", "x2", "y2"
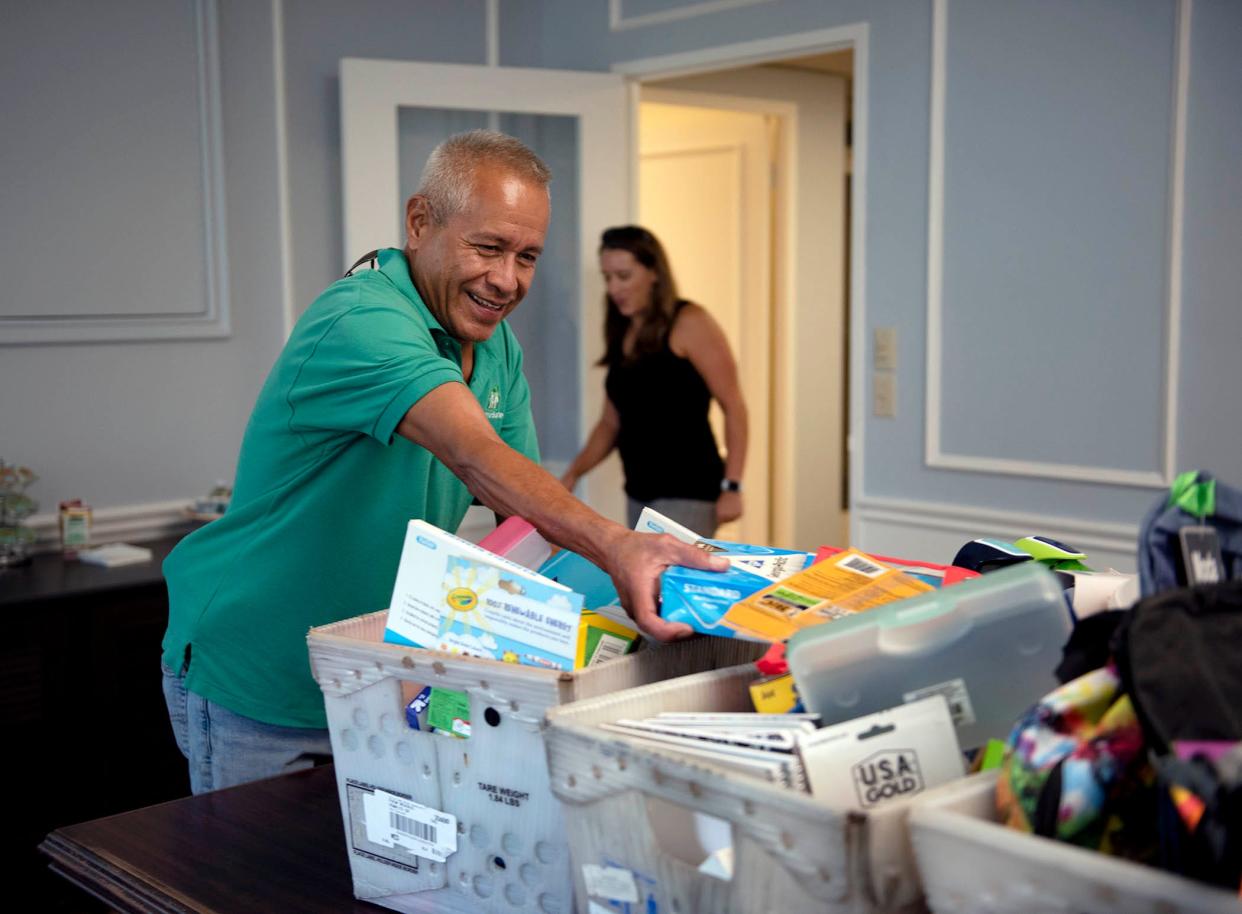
[
  {"x1": 614, "y1": 25, "x2": 869, "y2": 547},
  {"x1": 638, "y1": 86, "x2": 794, "y2": 545}
]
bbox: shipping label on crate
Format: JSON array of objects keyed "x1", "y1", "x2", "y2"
[
  {"x1": 584, "y1": 858, "x2": 660, "y2": 911},
  {"x1": 385, "y1": 521, "x2": 583, "y2": 670},
  {"x1": 344, "y1": 780, "x2": 422, "y2": 875},
  {"x1": 361, "y1": 787, "x2": 458, "y2": 862},
  {"x1": 796, "y1": 695, "x2": 964, "y2": 810}
]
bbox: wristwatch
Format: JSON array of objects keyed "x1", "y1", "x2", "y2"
[{"x1": 720, "y1": 478, "x2": 742, "y2": 494}]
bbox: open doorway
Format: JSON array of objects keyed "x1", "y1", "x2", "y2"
[{"x1": 635, "y1": 49, "x2": 855, "y2": 551}]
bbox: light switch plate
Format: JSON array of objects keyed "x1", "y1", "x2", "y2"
[
  {"x1": 874, "y1": 327, "x2": 897, "y2": 371},
  {"x1": 874, "y1": 371, "x2": 897, "y2": 418}
]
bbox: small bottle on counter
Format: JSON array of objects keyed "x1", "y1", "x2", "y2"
[{"x1": 59, "y1": 499, "x2": 92, "y2": 558}]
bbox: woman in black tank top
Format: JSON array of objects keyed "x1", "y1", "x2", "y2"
[{"x1": 560, "y1": 226, "x2": 748, "y2": 536}]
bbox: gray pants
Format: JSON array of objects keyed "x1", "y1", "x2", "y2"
[{"x1": 627, "y1": 496, "x2": 718, "y2": 538}]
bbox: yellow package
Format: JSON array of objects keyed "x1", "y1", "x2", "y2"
[
  {"x1": 749, "y1": 673, "x2": 800, "y2": 714},
  {"x1": 723, "y1": 548, "x2": 934, "y2": 642},
  {"x1": 575, "y1": 609, "x2": 639, "y2": 668}
]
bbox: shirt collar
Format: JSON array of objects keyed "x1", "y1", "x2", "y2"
[
  {"x1": 377, "y1": 247, "x2": 449, "y2": 338},
  {"x1": 376, "y1": 247, "x2": 481, "y2": 366}
]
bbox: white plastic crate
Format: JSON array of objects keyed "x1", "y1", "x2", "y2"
[
  {"x1": 544, "y1": 663, "x2": 938, "y2": 914},
  {"x1": 908, "y1": 769, "x2": 1242, "y2": 914},
  {"x1": 308, "y1": 610, "x2": 764, "y2": 914}
]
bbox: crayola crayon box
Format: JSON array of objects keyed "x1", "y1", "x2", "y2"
[{"x1": 384, "y1": 520, "x2": 584, "y2": 671}]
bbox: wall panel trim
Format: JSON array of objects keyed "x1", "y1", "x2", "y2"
[
  {"x1": 0, "y1": 0, "x2": 230, "y2": 345},
  {"x1": 609, "y1": 0, "x2": 774, "y2": 33},
  {"x1": 923, "y1": 0, "x2": 1190, "y2": 489},
  {"x1": 26, "y1": 499, "x2": 196, "y2": 550},
  {"x1": 854, "y1": 495, "x2": 1139, "y2": 572}
]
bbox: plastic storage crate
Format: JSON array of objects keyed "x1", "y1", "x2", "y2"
[
  {"x1": 544, "y1": 663, "x2": 940, "y2": 914},
  {"x1": 787, "y1": 562, "x2": 1072, "y2": 750},
  {"x1": 908, "y1": 769, "x2": 1242, "y2": 914},
  {"x1": 308, "y1": 610, "x2": 764, "y2": 914}
]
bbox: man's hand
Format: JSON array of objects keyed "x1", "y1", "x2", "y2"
[{"x1": 607, "y1": 531, "x2": 729, "y2": 642}]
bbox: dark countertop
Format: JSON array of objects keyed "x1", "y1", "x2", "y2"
[{"x1": 0, "y1": 534, "x2": 184, "y2": 607}]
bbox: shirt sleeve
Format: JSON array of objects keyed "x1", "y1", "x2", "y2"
[{"x1": 286, "y1": 296, "x2": 463, "y2": 445}]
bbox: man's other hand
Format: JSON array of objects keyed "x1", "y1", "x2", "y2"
[{"x1": 607, "y1": 531, "x2": 729, "y2": 642}]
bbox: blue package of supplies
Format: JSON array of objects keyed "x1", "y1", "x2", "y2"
[
  {"x1": 661, "y1": 548, "x2": 813, "y2": 641},
  {"x1": 538, "y1": 549, "x2": 619, "y2": 610},
  {"x1": 660, "y1": 562, "x2": 774, "y2": 640}
]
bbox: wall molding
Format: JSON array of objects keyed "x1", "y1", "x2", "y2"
[
  {"x1": 614, "y1": 22, "x2": 869, "y2": 550},
  {"x1": 854, "y1": 495, "x2": 1140, "y2": 571},
  {"x1": 24, "y1": 463, "x2": 575, "y2": 553},
  {"x1": 609, "y1": 0, "x2": 774, "y2": 33},
  {"x1": 273, "y1": 0, "x2": 296, "y2": 339},
  {"x1": 0, "y1": 0, "x2": 230, "y2": 345},
  {"x1": 923, "y1": 0, "x2": 1190, "y2": 489},
  {"x1": 613, "y1": 25, "x2": 857, "y2": 79},
  {"x1": 26, "y1": 499, "x2": 197, "y2": 552}
]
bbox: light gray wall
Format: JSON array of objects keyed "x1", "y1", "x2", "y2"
[
  {"x1": 503, "y1": 0, "x2": 1242, "y2": 543},
  {"x1": 5, "y1": 0, "x2": 1239, "y2": 549},
  {"x1": 0, "y1": 0, "x2": 286, "y2": 517}
]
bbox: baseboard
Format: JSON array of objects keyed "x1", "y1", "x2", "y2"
[
  {"x1": 852, "y1": 496, "x2": 1139, "y2": 573},
  {"x1": 25, "y1": 499, "x2": 197, "y2": 552},
  {"x1": 17, "y1": 460, "x2": 579, "y2": 557}
]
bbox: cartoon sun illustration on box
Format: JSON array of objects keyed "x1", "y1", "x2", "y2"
[{"x1": 440, "y1": 557, "x2": 499, "y2": 637}]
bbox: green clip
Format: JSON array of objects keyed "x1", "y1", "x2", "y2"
[{"x1": 1168, "y1": 470, "x2": 1215, "y2": 520}]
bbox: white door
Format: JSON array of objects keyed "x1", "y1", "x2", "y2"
[
  {"x1": 339, "y1": 59, "x2": 630, "y2": 525},
  {"x1": 638, "y1": 100, "x2": 773, "y2": 544}
]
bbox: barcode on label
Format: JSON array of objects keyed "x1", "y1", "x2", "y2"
[
  {"x1": 839, "y1": 554, "x2": 885, "y2": 577},
  {"x1": 391, "y1": 812, "x2": 436, "y2": 844},
  {"x1": 903, "y1": 678, "x2": 977, "y2": 728},
  {"x1": 589, "y1": 633, "x2": 628, "y2": 666}
]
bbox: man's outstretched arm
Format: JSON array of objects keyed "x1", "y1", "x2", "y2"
[{"x1": 397, "y1": 382, "x2": 727, "y2": 640}]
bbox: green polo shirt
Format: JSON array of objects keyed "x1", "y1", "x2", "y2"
[{"x1": 162, "y1": 248, "x2": 539, "y2": 728}]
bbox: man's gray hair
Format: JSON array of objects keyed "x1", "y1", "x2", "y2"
[{"x1": 416, "y1": 130, "x2": 551, "y2": 223}]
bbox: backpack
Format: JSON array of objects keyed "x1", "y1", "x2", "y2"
[
  {"x1": 998, "y1": 581, "x2": 1242, "y2": 889},
  {"x1": 1137, "y1": 470, "x2": 1242, "y2": 596}
]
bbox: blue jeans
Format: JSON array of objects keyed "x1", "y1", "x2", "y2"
[{"x1": 161, "y1": 662, "x2": 332, "y2": 795}]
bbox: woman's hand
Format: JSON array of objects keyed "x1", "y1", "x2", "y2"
[
  {"x1": 559, "y1": 470, "x2": 578, "y2": 490},
  {"x1": 716, "y1": 490, "x2": 743, "y2": 525}
]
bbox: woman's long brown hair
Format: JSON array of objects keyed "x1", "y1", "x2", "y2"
[{"x1": 598, "y1": 225, "x2": 681, "y2": 367}]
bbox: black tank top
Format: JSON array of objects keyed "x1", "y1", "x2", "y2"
[{"x1": 605, "y1": 302, "x2": 725, "y2": 502}]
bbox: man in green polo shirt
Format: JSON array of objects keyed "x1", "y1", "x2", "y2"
[{"x1": 161, "y1": 130, "x2": 725, "y2": 794}]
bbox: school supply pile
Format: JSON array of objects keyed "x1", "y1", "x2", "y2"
[
  {"x1": 638, "y1": 507, "x2": 816, "y2": 640},
  {"x1": 382, "y1": 520, "x2": 637, "y2": 671},
  {"x1": 997, "y1": 578, "x2": 1242, "y2": 895},
  {"x1": 596, "y1": 694, "x2": 968, "y2": 812}
]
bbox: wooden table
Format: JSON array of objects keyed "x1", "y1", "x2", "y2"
[
  {"x1": 2, "y1": 535, "x2": 193, "y2": 912},
  {"x1": 40, "y1": 764, "x2": 379, "y2": 913}
]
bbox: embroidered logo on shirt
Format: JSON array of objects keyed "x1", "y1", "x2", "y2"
[{"x1": 485, "y1": 385, "x2": 503, "y2": 420}]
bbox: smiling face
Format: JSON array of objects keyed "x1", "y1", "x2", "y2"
[
  {"x1": 404, "y1": 164, "x2": 550, "y2": 344},
  {"x1": 600, "y1": 248, "x2": 658, "y2": 320}
]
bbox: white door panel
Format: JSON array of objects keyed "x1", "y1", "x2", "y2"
[
  {"x1": 640, "y1": 102, "x2": 772, "y2": 543},
  {"x1": 339, "y1": 59, "x2": 630, "y2": 525}
]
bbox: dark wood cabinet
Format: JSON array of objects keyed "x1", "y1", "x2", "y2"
[{"x1": 1, "y1": 537, "x2": 190, "y2": 912}]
